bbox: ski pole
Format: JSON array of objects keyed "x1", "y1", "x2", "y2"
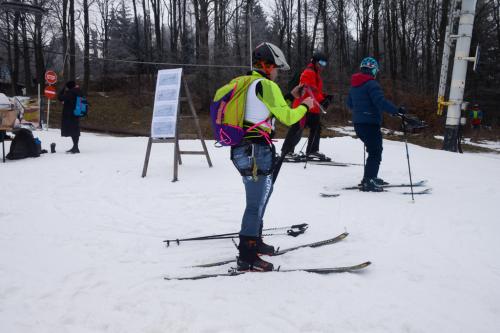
[
  {"x1": 163, "y1": 223, "x2": 308, "y2": 246},
  {"x1": 274, "y1": 125, "x2": 304, "y2": 184},
  {"x1": 401, "y1": 115, "x2": 415, "y2": 201},
  {"x1": 304, "y1": 116, "x2": 323, "y2": 170},
  {"x1": 298, "y1": 136, "x2": 308, "y2": 155},
  {"x1": 304, "y1": 86, "x2": 327, "y2": 114},
  {"x1": 363, "y1": 144, "x2": 366, "y2": 168}
]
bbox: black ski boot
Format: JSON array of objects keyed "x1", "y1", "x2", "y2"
[
  {"x1": 360, "y1": 178, "x2": 384, "y2": 192},
  {"x1": 307, "y1": 151, "x2": 331, "y2": 161},
  {"x1": 373, "y1": 177, "x2": 389, "y2": 186},
  {"x1": 237, "y1": 236, "x2": 274, "y2": 272},
  {"x1": 257, "y1": 238, "x2": 275, "y2": 255},
  {"x1": 257, "y1": 225, "x2": 275, "y2": 255}
]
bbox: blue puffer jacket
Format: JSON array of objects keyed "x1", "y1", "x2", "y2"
[{"x1": 346, "y1": 73, "x2": 398, "y2": 125}]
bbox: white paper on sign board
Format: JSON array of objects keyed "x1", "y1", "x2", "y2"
[{"x1": 151, "y1": 68, "x2": 182, "y2": 138}]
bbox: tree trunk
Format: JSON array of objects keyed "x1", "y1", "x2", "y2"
[
  {"x1": 360, "y1": 0, "x2": 370, "y2": 56},
  {"x1": 336, "y1": 0, "x2": 348, "y2": 70},
  {"x1": 234, "y1": 2, "x2": 241, "y2": 63},
  {"x1": 493, "y1": 0, "x2": 500, "y2": 50},
  {"x1": 246, "y1": 0, "x2": 253, "y2": 64},
  {"x1": 311, "y1": 1, "x2": 321, "y2": 55},
  {"x1": 304, "y1": 0, "x2": 308, "y2": 58},
  {"x1": 12, "y1": 13, "x2": 20, "y2": 96},
  {"x1": 437, "y1": 0, "x2": 451, "y2": 65},
  {"x1": 33, "y1": 6, "x2": 45, "y2": 93},
  {"x1": 425, "y1": 0, "x2": 433, "y2": 92},
  {"x1": 198, "y1": 0, "x2": 209, "y2": 65},
  {"x1": 150, "y1": 0, "x2": 162, "y2": 60},
  {"x1": 398, "y1": 0, "x2": 408, "y2": 81},
  {"x1": 21, "y1": 15, "x2": 33, "y2": 95},
  {"x1": 62, "y1": 0, "x2": 69, "y2": 81},
  {"x1": 373, "y1": 0, "x2": 381, "y2": 60},
  {"x1": 193, "y1": 0, "x2": 200, "y2": 61},
  {"x1": 181, "y1": 0, "x2": 188, "y2": 61},
  {"x1": 321, "y1": 0, "x2": 329, "y2": 56},
  {"x1": 142, "y1": 0, "x2": 152, "y2": 68},
  {"x1": 69, "y1": 0, "x2": 76, "y2": 80},
  {"x1": 83, "y1": 0, "x2": 90, "y2": 93},
  {"x1": 390, "y1": 0, "x2": 398, "y2": 80},
  {"x1": 5, "y1": 13, "x2": 14, "y2": 96},
  {"x1": 296, "y1": 0, "x2": 302, "y2": 66},
  {"x1": 169, "y1": 0, "x2": 179, "y2": 55},
  {"x1": 131, "y1": 0, "x2": 142, "y2": 91}
]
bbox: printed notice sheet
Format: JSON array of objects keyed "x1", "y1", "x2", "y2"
[{"x1": 151, "y1": 68, "x2": 182, "y2": 138}]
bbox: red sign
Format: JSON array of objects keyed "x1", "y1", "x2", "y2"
[
  {"x1": 45, "y1": 70, "x2": 58, "y2": 85},
  {"x1": 44, "y1": 85, "x2": 57, "y2": 99}
]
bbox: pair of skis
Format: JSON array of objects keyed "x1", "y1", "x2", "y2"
[
  {"x1": 193, "y1": 232, "x2": 349, "y2": 268},
  {"x1": 320, "y1": 180, "x2": 431, "y2": 197},
  {"x1": 165, "y1": 262, "x2": 371, "y2": 280},
  {"x1": 284, "y1": 157, "x2": 361, "y2": 167},
  {"x1": 164, "y1": 231, "x2": 371, "y2": 280}
]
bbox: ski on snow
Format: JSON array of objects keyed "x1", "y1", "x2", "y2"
[
  {"x1": 165, "y1": 261, "x2": 371, "y2": 280},
  {"x1": 283, "y1": 158, "x2": 360, "y2": 167},
  {"x1": 307, "y1": 160, "x2": 363, "y2": 167},
  {"x1": 342, "y1": 180, "x2": 427, "y2": 190},
  {"x1": 319, "y1": 180, "x2": 430, "y2": 197},
  {"x1": 192, "y1": 232, "x2": 349, "y2": 268},
  {"x1": 320, "y1": 187, "x2": 432, "y2": 197}
]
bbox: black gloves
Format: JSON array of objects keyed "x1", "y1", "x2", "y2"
[
  {"x1": 397, "y1": 107, "x2": 407, "y2": 117},
  {"x1": 320, "y1": 95, "x2": 333, "y2": 109}
]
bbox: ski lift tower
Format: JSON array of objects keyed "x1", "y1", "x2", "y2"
[{"x1": 437, "y1": 0, "x2": 479, "y2": 152}]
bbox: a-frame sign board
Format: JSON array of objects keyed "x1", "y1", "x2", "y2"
[{"x1": 142, "y1": 68, "x2": 212, "y2": 181}]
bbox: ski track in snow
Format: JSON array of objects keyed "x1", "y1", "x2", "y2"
[{"x1": 1, "y1": 130, "x2": 500, "y2": 332}]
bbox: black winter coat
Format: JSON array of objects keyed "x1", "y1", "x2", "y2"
[{"x1": 58, "y1": 87, "x2": 81, "y2": 137}]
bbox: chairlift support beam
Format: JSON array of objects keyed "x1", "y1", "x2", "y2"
[{"x1": 438, "y1": 0, "x2": 479, "y2": 152}]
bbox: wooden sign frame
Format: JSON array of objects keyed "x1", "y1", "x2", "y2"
[{"x1": 142, "y1": 73, "x2": 212, "y2": 181}]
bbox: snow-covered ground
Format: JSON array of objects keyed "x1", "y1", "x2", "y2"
[
  {"x1": 329, "y1": 125, "x2": 404, "y2": 137},
  {"x1": 1, "y1": 130, "x2": 500, "y2": 332},
  {"x1": 434, "y1": 135, "x2": 500, "y2": 152}
]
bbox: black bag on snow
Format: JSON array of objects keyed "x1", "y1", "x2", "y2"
[{"x1": 6, "y1": 128, "x2": 41, "y2": 160}]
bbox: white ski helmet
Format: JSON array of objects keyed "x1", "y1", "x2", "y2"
[{"x1": 252, "y1": 42, "x2": 290, "y2": 70}]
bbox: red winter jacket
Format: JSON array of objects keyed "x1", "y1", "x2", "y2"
[{"x1": 292, "y1": 63, "x2": 326, "y2": 114}]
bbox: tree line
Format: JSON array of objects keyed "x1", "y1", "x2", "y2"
[{"x1": 1, "y1": 0, "x2": 499, "y2": 124}]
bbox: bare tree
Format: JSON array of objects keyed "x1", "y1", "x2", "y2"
[
  {"x1": 131, "y1": 0, "x2": 142, "y2": 88},
  {"x1": 96, "y1": 0, "x2": 115, "y2": 90},
  {"x1": 373, "y1": 0, "x2": 381, "y2": 60},
  {"x1": 20, "y1": 14, "x2": 33, "y2": 94},
  {"x1": 69, "y1": 0, "x2": 76, "y2": 80},
  {"x1": 12, "y1": 13, "x2": 21, "y2": 95},
  {"x1": 83, "y1": 0, "x2": 94, "y2": 93},
  {"x1": 150, "y1": 0, "x2": 163, "y2": 60},
  {"x1": 33, "y1": 0, "x2": 46, "y2": 90},
  {"x1": 493, "y1": 0, "x2": 500, "y2": 50}
]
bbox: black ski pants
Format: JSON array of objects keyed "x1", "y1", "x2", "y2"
[
  {"x1": 354, "y1": 123, "x2": 383, "y2": 180},
  {"x1": 281, "y1": 112, "x2": 321, "y2": 156}
]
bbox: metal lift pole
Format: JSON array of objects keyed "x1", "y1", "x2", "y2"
[{"x1": 442, "y1": 0, "x2": 478, "y2": 152}]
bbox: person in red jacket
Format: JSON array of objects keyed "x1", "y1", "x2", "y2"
[{"x1": 281, "y1": 52, "x2": 333, "y2": 161}]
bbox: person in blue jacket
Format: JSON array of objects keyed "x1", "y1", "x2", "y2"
[{"x1": 346, "y1": 57, "x2": 405, "y2": 192}]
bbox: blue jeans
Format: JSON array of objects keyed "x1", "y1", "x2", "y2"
[
  {"x1": 354, "y1": 123, "x2": 383, "y2": 180},
  {"x1": 231, "y1": 143, "x2": 274, "y2": 237}
]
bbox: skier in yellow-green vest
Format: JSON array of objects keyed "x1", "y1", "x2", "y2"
[{"x1": 231, "y1": 42, "x2": 314, "y2": 271}]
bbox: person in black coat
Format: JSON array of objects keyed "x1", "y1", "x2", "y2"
[{"x1": 58, "y1": 81, "x2": 81, "y2": 153}]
